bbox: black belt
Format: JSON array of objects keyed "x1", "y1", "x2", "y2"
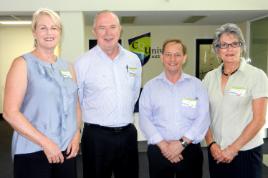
[{"x1": 84, "y1": 123, "x2": 132, "y2": 132}]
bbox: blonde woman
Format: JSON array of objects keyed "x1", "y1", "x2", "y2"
[{"x1": 3, "y1": 8, "x2": 81, "y2": 178}]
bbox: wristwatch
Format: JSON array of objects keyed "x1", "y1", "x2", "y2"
[{"x1": 179, "y1": 138, "x2": 189, "y2": 148}]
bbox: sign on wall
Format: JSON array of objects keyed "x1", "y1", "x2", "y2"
[{"x1": 128, "y1": 32, "x2": 151, "y2": 66}]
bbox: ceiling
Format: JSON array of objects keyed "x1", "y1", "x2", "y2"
[
  {"x1": 0, "y1": 10, "x2": 268, "y2": 26},
  {"x1": 84, "y1": 10, "x2": 268, "y2": 25}
]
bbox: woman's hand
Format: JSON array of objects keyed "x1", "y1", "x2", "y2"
[
  {"x1": 221, "y1": 145, "x2": 238, "y2": 163},
  {"x1": 66, "y1": 130, "x2": 81, "y2": 159},
  {"x1": 42, "y1": 138, "x2": 64, "y2": 164},
  {"x1": 209, "y1": 143, "x2": 224, "y2": 163}
]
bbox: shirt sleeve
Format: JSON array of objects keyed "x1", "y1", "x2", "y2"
[
  {"x1": 133, "y1": 59, "x2": 142, "y2": 104},
  {"x1": 252, "y1": 69, "x2": 268, "y2": 99},
  {"x1": 184, "y1": 81, "x2": 210, "y2": 143},
  {"x1": 74, "y1": 59, "x2": 85, "y2": 106},
  {"x1": 139, "y1": 84, "x2": 164, "y2": 144}
]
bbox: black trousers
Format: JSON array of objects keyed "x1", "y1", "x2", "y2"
[
  {"x1": 147, "y1": 143, "x2": 203, "y2": 178},
  {"x1": 208, "y1": 145, "x2": 262, "y2": 178},
  {"x1": 14, "y1": 151, "x2": 77, "y2": 178},
  {"x1": 81, "y1": 123, "x2": 139, "y2": 178}
]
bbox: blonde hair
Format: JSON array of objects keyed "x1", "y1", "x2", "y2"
[
  {"x1": 32, "y1": 8, "x2": 62, "y2": 47},
  {"x1": 32, "y1": 8, "x2": 62, "y2": 32}
]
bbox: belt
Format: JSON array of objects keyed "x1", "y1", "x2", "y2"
[{"x1": 84, "y1": 123, "x2": 132, "y2": 132}]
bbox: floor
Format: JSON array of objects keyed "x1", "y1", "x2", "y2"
[{"x1": 1, "y1": 119, "x2": 268, "y2": 178}]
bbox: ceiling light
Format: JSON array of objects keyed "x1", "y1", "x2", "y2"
[
  {"x1": 183, "y1": 16, "x2": 206, "y2": 23},
  {"x1": 121, "y1": 16, "x2": 136, "y2": 24},
  {"x1": 0, "y1": 21, "x2": 32, "y2": 25}
]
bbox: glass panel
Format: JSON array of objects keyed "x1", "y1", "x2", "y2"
[
  {"x1": 250, "y1": 17, "x2": 268, "y2": 73},
  {"x1": 250, "y1": 16, "x2": 268, "y2": 138},
  {"x1": 196, "y1": 39, "x2": 220, "y2": 80}
]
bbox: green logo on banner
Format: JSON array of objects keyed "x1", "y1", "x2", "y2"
[{"x1": 128, "y1": 33, "x2": 151, "y2": 66}]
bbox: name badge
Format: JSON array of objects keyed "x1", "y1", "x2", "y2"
[
  {"x1": 60, "y1": 70, "x2": 72, "y2": 78},
  {"x1": 181, "y1": 98, "x2": 197, "y2": 108},
  {"x1": 126, "y1": 65, "x2": 137, "y2": 77},
  {"x1": 227, "y1": 86, "x2": 246, "y2": 96}
]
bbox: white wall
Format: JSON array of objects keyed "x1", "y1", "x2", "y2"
[
  {"x1": 60, "y1": 11, "x2": 85, "y2": 63},
  {"x1": 1, "y1": 0, "x2": 268, "y2": 11},
  {"x1": 0, "y1": 26, "x2": 34, "y2": 113}
]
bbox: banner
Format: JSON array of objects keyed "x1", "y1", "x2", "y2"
[{"x1": 128, "y1": 32, "x2": 151, "y2": 66}]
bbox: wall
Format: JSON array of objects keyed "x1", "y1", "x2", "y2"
[
  {"x1": 1, "y1": 0, "x2": 268, "y2": 11},
  {"x1": 0, "y1": 26, "x2": 33, "y2": 113}
]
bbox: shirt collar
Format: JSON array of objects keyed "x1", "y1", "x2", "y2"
[
  {"x1": 217, "y1": 57, "x2": 248, "y2": 75},
  {"x1": 238, "y1": 57, "x2": 247, "y2": 72},
  {"x1": 28, "y1": 53, "x2": 60, "y2": 68},
  {"x1": 95, "y1": 44, "x2": 124, "y2": 61},
  {"x1": 156, "y1": 71, "x2": 191, "y2": 85}
]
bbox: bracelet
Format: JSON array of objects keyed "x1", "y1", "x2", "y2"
[{"x1": 208, "y1": 141, "x2": 216, "y2": 150}]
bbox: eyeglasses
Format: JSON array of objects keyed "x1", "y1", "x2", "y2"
[
  {"x1": 163, "y1": 53, "x2": 182, "y2": 58},
  {"x1": 216, "y1": 41, "x2": 242, "y2": 49}
]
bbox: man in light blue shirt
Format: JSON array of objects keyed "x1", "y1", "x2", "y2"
[
  {"x1": 139, "y1": 39, "x2": 210, "y2": 178},
  {"x1": 75, "y1": 10, "x2": 141, "y2": 178}
]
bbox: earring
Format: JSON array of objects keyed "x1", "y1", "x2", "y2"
[{"x1": 34, "y1": 39, "x2": 38, "y2": 47}]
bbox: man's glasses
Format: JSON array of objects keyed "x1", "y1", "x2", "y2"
[{"x1": 216, "y1": 41, "x2": 242, "y2": 49}]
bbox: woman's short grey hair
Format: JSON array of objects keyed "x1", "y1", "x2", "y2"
[{"x1": 213, "y1": 23, "x2": 247, "y2": 57}]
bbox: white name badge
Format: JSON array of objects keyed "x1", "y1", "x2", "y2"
[
  {"x1": 181, "y1": 98, "x2": 197, "y2": 108},
  {"x1": 60, "y1": 70, "x2": 72, "y2": 78},
  {"x1": 126, "y1": 66, "x2": 137, "y2": 77},
  {"x1": 227, "y1": 87, "x2": 246, "y2": 96}
]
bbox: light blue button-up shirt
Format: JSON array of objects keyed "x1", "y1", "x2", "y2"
[
  {"x1": 139, "y1": 72, "x2": 210, "y2": 145},
  {"x1": 75, "y1": 45, "x2": 142, "y2": 127}
]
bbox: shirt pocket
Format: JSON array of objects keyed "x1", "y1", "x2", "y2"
[
  {"x1": 125, "y1": 66, "x2": 138, "y2": 89},
  {"x1": 126, "y1": 72, "x2": 136, "y2": 89},
  {"x1": 180, "y1": 98, "x2": 198, "y2": 120},
  {"x1": 224, "y1": 88, "x2": 251, "y2": 109},
  {"x1": 181, "y1": 106, "x2": 198, "y2": 120}
]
